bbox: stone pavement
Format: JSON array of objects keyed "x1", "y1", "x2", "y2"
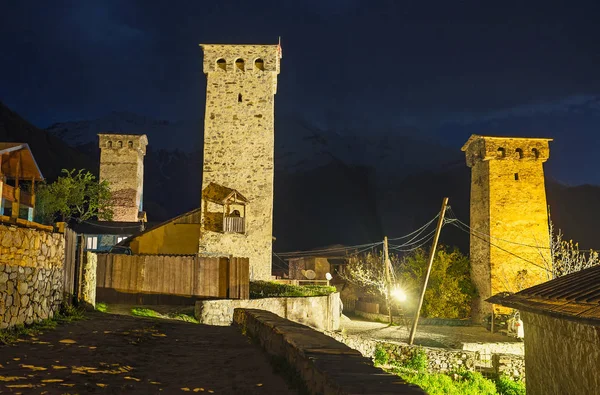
[{"x1": 0, "y1": 311, "x2": 297, "y2": 394}]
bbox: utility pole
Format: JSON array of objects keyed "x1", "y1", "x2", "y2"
[
  {"x1": 408, "y1": 197, "x2": 449, "y2": 345},
  {"x1": 383, "y1": 236, "x2": 392, "y2": 324}
]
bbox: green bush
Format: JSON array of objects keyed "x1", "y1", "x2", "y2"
[
  {"x1": 400, "y1": 370, "x2": 498, "y2": 395},
  {"x1": 373, "y1": 344, "x2": 390, "y2": 365},
  {"x1": 496, "y1": 375, "x2": 526, "y2": 395},
  {"x1": 404, "y1": 347, "x2": 428, "y2": 372},
  {"x1": 398, "y1": 246, "x2": 477, "y2": 319},
  {"x1": 95, "y1": 302, "x2": 108, "y2": 313},
  {"x1": 249, "y1": 281, "x2": 336, "y2": 298}
]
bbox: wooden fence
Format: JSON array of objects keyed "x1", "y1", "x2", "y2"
[
  {"x1": 62, "y1": 227, "x2": 78, "y2": 303},
  {"x1": 96, "y1": 254, "x2": 249, "y2": 304}
]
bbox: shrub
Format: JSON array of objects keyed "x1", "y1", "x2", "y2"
[
  {"x1": 400, "y1": 370, "x2": 498, "y2": 395},
  {"x1": 373, "y1": 344, "x2": 390, "y2": 366},
  {"x1": 404, "y1": 347, "x2": 428, "y2": 372},
  {"x1": 496, "y1": 375, "x2": 526, "y2": 395},
  {"x1": 249, "y1": 281, "x2": 336, "y2": 298}
]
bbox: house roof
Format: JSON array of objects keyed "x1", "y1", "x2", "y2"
[
  {"x1": 0, "y1": 143, "x2": 44, "y2": 181},
  {"x1": 487, "y1": 264, "x2": 600, "y2": 326},
  {"x1": 202, "y1": 182, "x2": 249, "y2": 205},
  {"x1": 70, "y1": 220, "x2": 154, "y2": 235},
  {"x1": 117, "y1": 208, "x2": 201, "y2": 246}
]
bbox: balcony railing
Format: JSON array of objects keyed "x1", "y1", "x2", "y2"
[
  {"x1": 0, "y1": 185, "x2": 33, "y2": 207},
  {"x1": 223, "y1": 216, "x2": 245, "y2": 234}
]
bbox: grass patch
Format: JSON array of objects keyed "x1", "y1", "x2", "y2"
[
  {"x1": 130, "y1": 307, "x2": 199, "y2": 324},
  {"x1": 95, "y1": 302, "x2": 108, "y2": 313},
  {"x1": 374, "y1": 345, "x2": 525, "y2": 395},
  {"x1": 250, "y1": 281, "x2": 336, "y2": 298},
  {"x1": 0, "y1": 303, "x2": 85, "y2": 345}
]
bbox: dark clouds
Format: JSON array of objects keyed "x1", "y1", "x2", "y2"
[{"x1": 1, "y1": 0, "x2": 600, "y2": 181}]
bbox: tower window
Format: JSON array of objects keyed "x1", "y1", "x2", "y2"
[
  {"x1": 514, "y1": 173, "x2": 519, "y2": 181},
  {"x1": 117, "y1": 141, "x2": 123, "y2": 148},
  {"x1": 516, "y1": 148, "x2": 523, "y2": 159},
  {"x1": 254, "y1": 58, "x2": 265, "y2": 71},
  {"x1": 235, "y1": 58, "x2": 245, "y2": 71},
  {"x1": 128, "y1": 141, "x2": 133, "y2": 148},
  {"x1": 238, "y1": 93, "x2": 243, "y2": 103},
  {"x1": 497, "y1": 147, "x2": 505, "y2": 158},
  {"x1": 107, "y1": 141, "x2": 113, "y2": 148},
  {"x1": 532, "y1": 148, "x2": 540, "y2": 158},
  {"x1": 216, "y1": 58, "x2": 226, "y2": 71}
]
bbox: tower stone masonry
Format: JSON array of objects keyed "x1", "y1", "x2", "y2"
[
  {"x1": 98, "y1": 133, "x2": 148, "y2": 222},
  {"x1": 199, "y1": 43, "x2": 281, "y2": 280},
  {"x1": 462, "y1": 135, "x2": 553, "y2": 321}
]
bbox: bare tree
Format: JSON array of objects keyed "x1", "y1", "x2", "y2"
[{"x1": 547, "y1": 219, "x2": 600, "y2": 278}]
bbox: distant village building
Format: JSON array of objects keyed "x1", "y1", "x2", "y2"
[
  {"x1": 462, "y1": 135, "x2": 553, "y2": 321},
  {"x1": 488, "y1": 265, "x2": 600, "y2": 395},
  {"x1": 198, "y1": 43, "x2": 282, "y2": 280},
  {"x1": 98, "y1": 133, "x2": 148, "y2": 223},
  {"x1": 0, "y1": 143, "x2": 43, "y2": 222}
]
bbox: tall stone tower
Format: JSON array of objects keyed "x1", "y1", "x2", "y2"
[
  {"x1": 462, "y1": 135, "x2": 553, "y2": 321},
  {"x1": 98, "y1": 133, "x2": 148, "y2": 222},
  {"x1": 199, "y1": 43, "x2": 282, "y2": 280}
]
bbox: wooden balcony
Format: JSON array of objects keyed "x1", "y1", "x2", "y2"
[
  {"x1": 223, "y1": 216, "x2": 245, "y2": 234},
  {"x1": 1, "y1": 185, "x2": 33, "y2": 207}
]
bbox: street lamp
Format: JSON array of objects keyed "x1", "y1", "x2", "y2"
[
  {"x1": 325, "y1": 272, "x2": 333, "y2": 286},
  {"x1": 391, "y1": 286, "x2": 407, "y2": 302}
]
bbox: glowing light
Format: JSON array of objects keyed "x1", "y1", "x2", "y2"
[
  {"x1": 325, "y1": 273, "x2": 333, "y2": 281},
  {"x1": 391, "y1": 287, "x2": 407, "y2": 302}
]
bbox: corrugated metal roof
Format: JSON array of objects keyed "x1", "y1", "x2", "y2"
[{"x1": 487, "y1": 264, "x2": 600, "y2": 325}]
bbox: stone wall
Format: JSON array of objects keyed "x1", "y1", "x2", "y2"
[
  {"x1": 326, "y1": 331, "x2": 526, "y2": 380},
  {"x1": 0, "y1": 224, "x2": 64, "y2": 328},
  {"x1": 462, "y1": 135, "x2": 552, "y2": 320},
  {"x1": 521, "y1": 312, "x2": 599, "y2": 395},
  {"x1": 98, "y1": 133, "x2": 148, "y2": 222},
  {"x1": 462, "y1": 341, "x2": 524, "y2": 356},
  {"x1": 199, "y1": 44, "x2": 281, "y2": 281},
  {"x1": 233, "y1": 308, "x2": 426, "y2": 394},
  {"x1": 195, "y1": 292, "x2": 340, "y2": 331}
]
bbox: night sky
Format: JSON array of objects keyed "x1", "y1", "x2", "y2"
[{"x1": 2, "y1": 1, "x2": 600, "y2": 184}]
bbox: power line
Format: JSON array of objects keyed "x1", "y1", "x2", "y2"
[
  {"x1": 451, "y1": 220, "x2": 552, "y2": 273},
  {"x1": 387, "y1": 213, "x2": 440, "y2": 241}
]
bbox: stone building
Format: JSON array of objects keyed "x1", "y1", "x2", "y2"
[
  {"x1": 488, "y1": 265, "x2": 600, "y2": 395},
  {"x1": 462, "y1": 135, "x2": 553, "y2": 321},
  {"x1": 98, "y1": 133, "x2": 148, "y2": 223},
  {"x1": 198, "y1": 43, "x2": 282, "y2": 280}
]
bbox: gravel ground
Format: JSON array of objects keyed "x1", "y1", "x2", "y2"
[{"x1": 340, "y1": 315, "x2": 520, "y2": 348}]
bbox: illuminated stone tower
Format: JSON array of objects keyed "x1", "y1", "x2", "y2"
[
  {"x1": 199, "y1": 43, "x2": 282, "y2": 280},
  {"x1": 462, "y1": 135, "x2": 552, "y2": 321},
  {"x1": 98, "y1": 133, "x2": 148, "y2": 222}
]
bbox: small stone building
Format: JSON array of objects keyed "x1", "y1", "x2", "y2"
[
  {"x1": 98, "y1": 133, "x2": 148, "y2": 223},
  {"x1": 462, "y1": 135, "x2": 553, "y2": 321},
  {"x1": 488, "y1": 265, "x2": 600, "y2": 395}
]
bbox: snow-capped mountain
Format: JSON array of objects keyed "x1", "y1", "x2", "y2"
[{"x1": 46, "y1": 111, "x2": 201, "y2": 152}]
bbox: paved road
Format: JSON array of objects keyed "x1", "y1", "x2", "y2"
[{"x1": 0, "y1": 312, "x2": 297, "y2": 394}]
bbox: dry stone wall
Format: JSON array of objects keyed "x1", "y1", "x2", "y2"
[
  {"x1": 199, "y1": 44, "x2": 281, "y2": 280},
  {"x1": 0, "y1": 224, "x2": 64, "y2": 329}
]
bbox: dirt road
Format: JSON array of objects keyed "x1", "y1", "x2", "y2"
[{"x1": 0, "y1": 312, "x2": 297, "y2": 394}]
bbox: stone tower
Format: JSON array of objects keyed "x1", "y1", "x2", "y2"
[
  {"x1": 199, "y1": 43, "x2": 282, "y2": 280},
  {"x1": 462, "y1": 135, "x2": 553, "y2": 321},
  {"x1": 98, "y1": 133, "x2": 148, "y2": 222}
]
